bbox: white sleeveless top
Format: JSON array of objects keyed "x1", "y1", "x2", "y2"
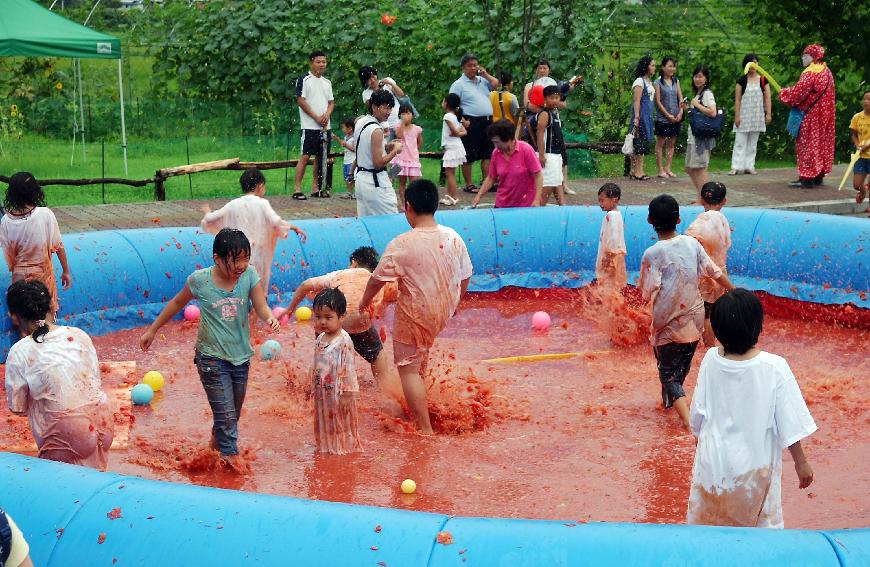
[{"x1": 353, "y1": 115, "x2": 390, "y2": 187}]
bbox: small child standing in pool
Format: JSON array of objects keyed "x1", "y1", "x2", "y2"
[
  {"x1": 310, "y1": 287, "x2": 363, "y2": 454},
  {"x1": 359, "y1": 179, "x2": 473, "y2": 434},
  {"x1": 638, "y1": 194, "x2": 734, "y2": 428},
  {"x1": 140, "y1": 228, "x2": 279, "y2": 472},
  {"x1": 686, "y1": 182, "x2": 731, "y2": 346},
  {"x1": 200, "y1": 169, "x2": 307, "y2": 301},
  {"x1": 595, "y1": 183, "x2": 627, "y2": 291},
  {"x1": 0, "y1": 172, "x2": 72, "y2": 321},
  {"x1": 688, "y1": 289, "x2": 816, "y2": 528}
]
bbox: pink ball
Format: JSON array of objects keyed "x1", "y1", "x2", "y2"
[
  {"x1": 272, "y1": 306, "x2": 290, "y2": 325},
  {"x1": 183, "y1": 305, "x2": 200, "y2": 321},
  {"x1": 531, "y1": 311, "x2": 551, "y2": 331}
]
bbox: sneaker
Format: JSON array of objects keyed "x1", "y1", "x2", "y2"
[
  {"x1": 564, "y1": 186, "x2": 577, "y2": 195},
  {"x1": 439, "y1": 195, "x2": 458, "y2": 206},
  {"x1": 728, "y1": 169, "x2": 739, "y2": 175}
]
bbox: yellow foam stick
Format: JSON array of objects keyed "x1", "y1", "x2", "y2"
[
  {"x1": 482, "y1": 350, "x2": 611, "y2": 364},
  {"x1": 744, "y1": 61, "x2": 782, "y2": 93},
  {"x1": 838, "y1": 143, "x2": 865, "y2": 191}
]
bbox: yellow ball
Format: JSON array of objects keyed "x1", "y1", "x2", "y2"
[
  {"x1": 295, "y1": 306, "x2": 312, "y2": 321},
  {"x1": 142, "y1": 371, "x2": 164, "y2": 393},
  {"x1": 400, "y1": 479, "x2": 416, "y2": 494}
]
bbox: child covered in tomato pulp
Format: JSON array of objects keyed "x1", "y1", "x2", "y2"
[
  {"x1": 688, "y1": 289, "x2": 816, "y2": 528},
  {"x1": 358, "y1": 179, "x2": 473, "y2": 434},
  {"x1": 310, "y1": 287, "x2": 363, "y2": 454}
]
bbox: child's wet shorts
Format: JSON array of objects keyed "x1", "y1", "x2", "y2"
[
  {"x1": 393, "y1": 340, "x2": 430, "y2": 370},
  {"x1": 854, "y1": 158, "x2": 870, "y2": 175},
  {"x1": 342, "y1": 163, "x2": 354, "y2": 182},
  {"x1": 704, "y1": 301, "x2": 714, "y2": 319},
  {"x1": 653, "y1": 341, "x2": 699, "y2": 408},
  {"x1": 348, "y1": 326, "x2": 383, "y2": 364}
]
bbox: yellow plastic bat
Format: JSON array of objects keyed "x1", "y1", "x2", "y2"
[
  {"x1": 744, "y1": 62, "x2": 782, "y2": 93},
  {"x1": 482, "y1": 350, "x2": 611, "y2": 364},
  {"x1": 838, "y1": 143, "x2": 866, "y2": 191}
]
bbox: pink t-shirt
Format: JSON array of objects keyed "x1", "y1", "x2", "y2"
[
  {"x1": 487, "y1": 140, "x2": 542, "y2": 208},
  {"x1": 394, "y1": 124, "x2": 422, "y2": 168},
  {"x1": 686, "y1": 210, "x2": 732, "y2": 304},
  {"x1": 372, "y1": 225, "x2": 473, "y2": 348}
]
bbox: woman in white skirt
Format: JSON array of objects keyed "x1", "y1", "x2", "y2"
[
  {"x1": 440, "y1": 93, "x2": 469, "y2": 206},
  {"x1": 353, "y1": 89, "x2": 403, "y2": 217},
  {"x1": 730, "y1": 54, "x2": 772, "y2": 175}
]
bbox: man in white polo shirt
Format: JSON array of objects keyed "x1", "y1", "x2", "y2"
[
  {"x1": 292, "y1": 50, "x2": 334, "y2": 200},
  {"x1": 449, "y1": 53, "x2": 499, "y2": 194}
]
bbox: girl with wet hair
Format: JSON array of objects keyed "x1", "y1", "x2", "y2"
[{"x1": 5, "y1": 279, "x2": 114, "y2": 470}]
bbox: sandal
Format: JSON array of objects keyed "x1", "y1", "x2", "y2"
[
  {"x1": 462, "y1": 184, "x2": 479, "y2": 194},
  {"x1": 667, "y1": 171, "x2": 677, "y2": 178},
  {"x1": 292, "y1": 192, "x2": 307, "y2": 201},
  {"x1": 630, "y1": 174, "x2": 651, "y2": 181},
  {"x1": 311, "y1": 190, "x2": 331, "y2": 198},
  {"x1": 439, "y1": 195, "x2": 458, "y2": 206}
]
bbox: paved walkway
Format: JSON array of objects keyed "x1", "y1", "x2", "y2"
[{"x1": 52, "y1": 165, "x2": 867, "y2": 232}]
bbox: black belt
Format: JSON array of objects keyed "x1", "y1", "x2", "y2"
[
  {"x1": 357, "y1": 166, "x2": 386, "y2": 187},
  {"x1": 465, "y1": 115, "x2": 492, "y2": 121}
]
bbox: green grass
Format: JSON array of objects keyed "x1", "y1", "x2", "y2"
[{"x1": 592, "y1": 153, "x2": 792, "y2": 178}]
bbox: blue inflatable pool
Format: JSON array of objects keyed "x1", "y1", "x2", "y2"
[{"x1": 1, "y1": 206, "x2": 868, "y2": 565}]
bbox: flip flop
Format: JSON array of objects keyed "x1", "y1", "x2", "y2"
[
  {"x1": 292, "y1": 192, "x2": 307, "y2": 201},
  {"x1": 463, "y1": 185, "x2": 479, "y2": 194}
]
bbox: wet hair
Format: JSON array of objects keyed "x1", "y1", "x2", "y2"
[
  {"x1": 405, "y1": 179, "x2": 439, "y2": 215},
  {"x1": 367, "y1": 88, "x2": 395, "y2": 113},
  {"x1": 535, "y1": 58, "x2": 551, "y2": 71},
  {"x1": 499, "y1": 71, "x2": 513, "y2": 86},
  {"x1": 341, "y1": 116, "x2": 355, "y2": 129},
  {"x1": 358, "y1": 65, "x2": 377, "y2": 87},
  {"x1": 313, "y1": 287, "x2": 347, "y2": 317},
  {"x1": 239, "y1": 169, "x2": 265, "y2": 193},
  {"x1": 460, "y1": 53, "x2": 478, "y2": 67},
  {"x1": 634, "y1": 56, "x2": 654, "y2": 79},
  {"x1": 487, "y1": 119, "x2": 515, "y2": 143},
  {"x1": 598, "y1": 183, "x2": 621, "y2": 199},
  {"x1": 710, "y1": 288, "x2": 763, "y2": 355},
  {"x1": 648, "y1": 194, "x2": 680, "y2": 233},
  {"x1": 543, "y1": 85, "x2": 560, "y2": 98},
  {"x1": 659, "y1": 56, "x2": 676, "y2": 78},
  {"x1": 6, "y1": 280, "x2": 52, "y2": 343},
  {"x1": 700, "y1": 181, "x2": 727, "y2": 205},
  {"x1": 213, "y1": 228, "x2": 251, "y2": 262},
  {"x1": 350, "y1": 246, "x2": 379, "y2": 272},
  {"x1": 309, "y1": 50, "x2": 326, "y2": 61},
  {"x1": 398, "y1": 104, "x2": 414, "y2": 117},
  {"x1": 691, "y1": 64, "x2": 710, "y2": 94},
  {"x1": 4, "y1": 171, "x2": 46, "y2": 211},
  {"x1": 443, "y1": 93, "x2": 464, "y2": 121},
  {"x1": 741, "y1": 53, "x2": 759, "y2": 69}
]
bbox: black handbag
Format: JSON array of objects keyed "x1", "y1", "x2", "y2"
[{"x1": 689, "y1": 89, "x2": 724, "y2": 138}]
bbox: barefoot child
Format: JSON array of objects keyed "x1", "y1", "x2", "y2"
[
  {"x1": 200, "y1": 169, "x2": 307, "y2": 301},
  {"x1": 686, "y1": 182, "x2": 732, "y2": 346},
  {"x1": 311, "y1": 288, "x2": 363, "y2": 454},
  {"x1": 638, "y1": 194, "x2": 734, "y2": 428},
  {"x1": 394, "y1": 104, "x2": 423, "y2": 208},
  {"x1": 358, "y1": 179, "x2": 473, "y2": 434},
  {"x1": 440, "y1": 93, "x2": 468, "y2": 207},
  {"x1": 849, "y1": 90, "x2": 870, "y2": 213},
  {"x1": 140, "y1": 229, "x2": 280, "y2": 471},
  {"x1": 0, "y1": 172, "x2": 71, "y2": 321},
  {"x1": 688, "y1": 289, "x2": 816, "y2": 527},
  {"x1": 283, "y1": 246, "x2": 398, "y2": 397},
  {"x1": 5, "y1": 280, "x2": 114, "y2": 470},
  {"x1": 332, "y1": 117, "x2": 357, "y2": 200},
  {"x1": 595, "y1": 183, "x2": 627, "y2": 291}
]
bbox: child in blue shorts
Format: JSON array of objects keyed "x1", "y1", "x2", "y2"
[
  {"x1": 333, "y1": 116, "x2": 357, "y2": 200},
  {"x1": 849, "y1": 90, "x2": 870, "y2": 214}
]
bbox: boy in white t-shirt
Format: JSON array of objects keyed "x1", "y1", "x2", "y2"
[
  {"x1": 292, "y1": 50, "x2": 334, "y2": 200},
  {"x1": 686, "y1": 182, "x2": 732, "y2": 346},
  {"x1": 688, "y1": 289, "x2": 816, "y2": 528},
  {"x1": 359, "y1": 180, "x2": 473, "y2": 434},
  {"x1": 638, "y1": 194, "x2": 734, "y2": 428},
  {"x1": 200, "y1": 169, "x2": 306, "y2": 300}
]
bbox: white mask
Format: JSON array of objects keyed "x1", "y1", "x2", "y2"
[{"x1": 801, "y1": 54, "x2": 813, "y2": 66}]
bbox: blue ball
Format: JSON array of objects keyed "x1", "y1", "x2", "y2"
[
  {"x1": 260, "y1": 339, "x2": 281, "y2": 361},
  {"x1": 131, "y1": 383, "x2": 154, "y2": 405}
]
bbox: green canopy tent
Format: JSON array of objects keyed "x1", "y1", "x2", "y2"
[{"x1": 0, "y1": 0, "x2": 128, "y2": 172}]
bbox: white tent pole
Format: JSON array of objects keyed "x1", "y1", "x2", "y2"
[
  {"x1": 77, "y1": 59, "x2": 86, "y2": 161},
  {"x1": 117, "y1": 58, "x2": 128, "y2": 175},
  {"x1": 69, "y1": 62, "x2": 77, "y2": 166}
]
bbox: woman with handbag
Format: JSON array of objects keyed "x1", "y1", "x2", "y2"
[
  {"x1": 684, "y1": 65, "x2": 718, "y2": 197},
  {"x1": 627, "y1": 56, "x2": 656, "y2": 180},
  {"x1": 778, "y1": 44, "x2": 835, "y2": 188}
]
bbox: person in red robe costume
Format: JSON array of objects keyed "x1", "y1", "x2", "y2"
[{"x1": 779, "y1": 44, "x2": 835, "y2": 188}]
